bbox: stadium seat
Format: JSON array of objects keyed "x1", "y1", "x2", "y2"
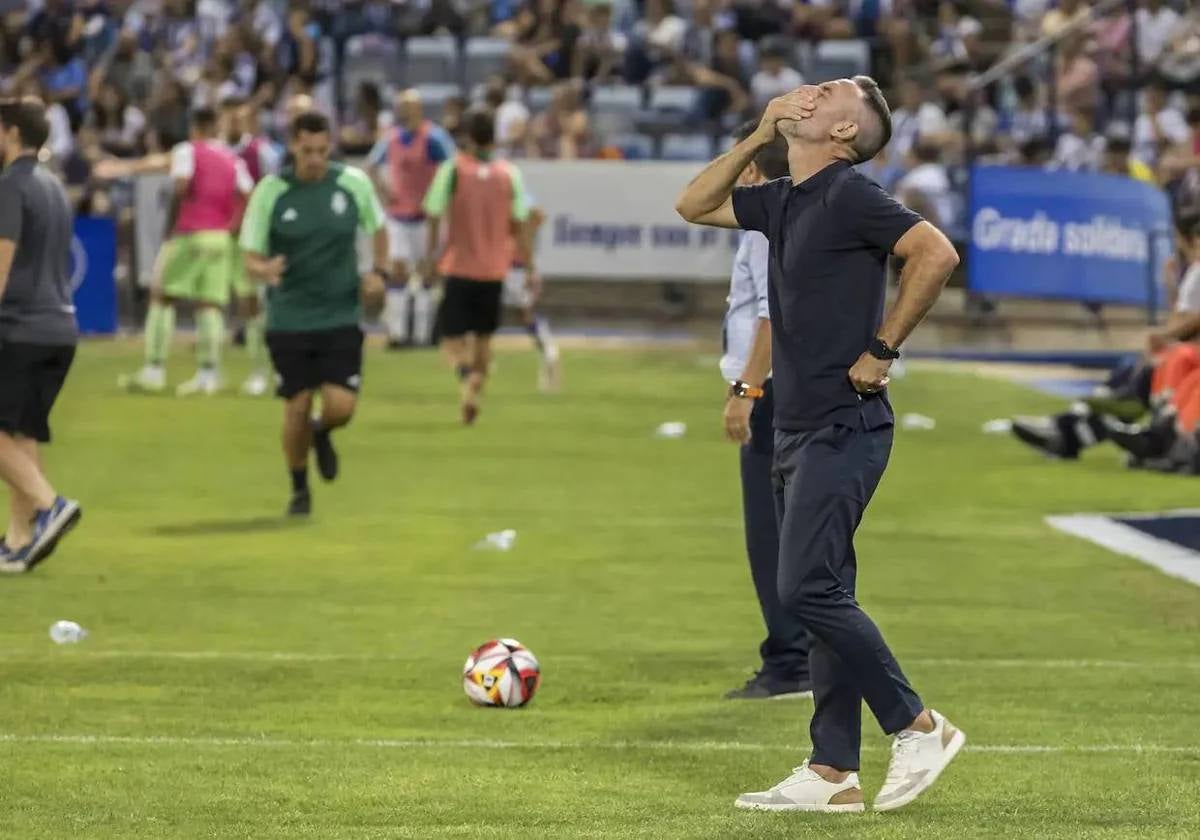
[
  {"x1": 415, "y1": 83, "x2": 463, "y2": 119},
  {"x1": 608, "y1": 132, "x2": 655, "y2": 160},
  {"x1": 660, "y1": 133, "x2": 714, "y2": 161},
  {"x1": 404, "y1": 36, "x2": 460, "y2": 87},
  {"x1": 526, "y1": 85, "x2": 556, "y2": 112},
  {"x1": 463, "y1": 38, "x2": 512, "y2": 89},
  {"x1": 811, "y1": 39, "x2": 870, "y2": 82},
  {"x1": 648, "y1": 86, "x2": 699, "y2": 115},
  {"x1": 589, "y1": 85, "x2": 644, "y2": 137},
  {"x1": 341, "y1": 34, "x2": 404, "y2": 103}
]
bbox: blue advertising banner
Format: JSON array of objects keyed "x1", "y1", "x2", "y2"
[
  {"x1": 71, "y1": 215, "x2": 117, "y2": 334},
  {"x1": 968, "y1": 166, "x2": 1172, "y2": 306}
]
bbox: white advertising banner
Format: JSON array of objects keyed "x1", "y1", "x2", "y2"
[
  {"x1": 520, "y1": 161, "x2": 737, "y2": 282},
  {"x1": 133, "y1": 173, "x2": 173, "y2": 288},
  {"x1": 134, "y1": 161, "x2": 735, "y2": 283}
]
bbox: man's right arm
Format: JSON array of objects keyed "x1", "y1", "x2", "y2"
[{"x1": 674, "y1": 92, "x2": 812, "y2": 228}]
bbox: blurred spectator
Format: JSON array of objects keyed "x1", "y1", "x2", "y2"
[
  {"x1": 1102, "y1": 132, "x2": 1156, "y2": 184},
  {"x1": 511, "y1": 0, "x2": 582, "y2": 85},
  {"x1": 571, "y1": 0, "x2": 627, "y2": 82},
  {"x1": 1041, "y1": 0, "x2": 1086, "y2": 38},
  {"x1": 890, "y1": 76, "x2": 949, "y2": 161},
  {"x1": 1050, "y1": 108, "x2": 1104, "y2": 172},
  {"x1": 1091, "y1": 6, "x2": 1132, "y2": 85},
  {"x1": 1005, "y1": 75, "x2": 1048, "y2": 148},
  {"x1": 750, "y1": 36, "x2": 803, "y2": 109},
  {"x1": 1136, "y1": 0, "x2": 1181, "y2": 70},
  {"x1": 1134, "y1": 80, "x2": 1189, "y2": 167},
  {"x1": 1159, "y1": 9, "x2": 1200, "y2": 90},
  {"x1": 90, "y1": 79, "x2": 147, "y2": 158},
  {"x1": 1055, "y1": 33, "x2": 1099, "y2": 113},
  {"x1": 896, "y1": 142, "x2": 955, "y2": 231},
  {"x1": 527, "y1": 81, "x2": 590, "y2": 158},
  {"x1": 93, "y1": 29, "x2": 156, "y2": 105},
  {"x1": 442, "y1": 95, "x2": 467, "y2": 141},
  {"x1": 340, "y1": 81, "x2": 389, "y2": 155},
  {"x1": 38, "y1": 35, "x2": 90, "y2": 131},
  {"x1": 485, "y1": 78, "x2": 530, "y2": 158},
  {"x1": 929, "y1": 2, "x2": 969, "y2": 69},
  {"x1": 278, "y1": 6, "x2": 320, "y2": 83},
  {"x1": 626, "y1": 0, "x2": 687, "y2": 83},
  {"x1": 192, "y1": 55, "x2": 241, "y2": 109},
  {"x1": 145, "y1": 78, "x2": 191, "y2": 153}
]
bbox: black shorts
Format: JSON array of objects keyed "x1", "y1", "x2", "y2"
[
  {"x1": 439, "y1": 277, "x2": 503, "y2": 338},
  {"x1": 0, "y1": 341, "x2": 76, "y2": 443},
  {"x1": 266, "y1": 326, "x2": 363, "y2": 399}
]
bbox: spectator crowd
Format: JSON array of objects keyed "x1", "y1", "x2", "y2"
[{"x1": 3, "y1": 0, "x2": 1200, "y2": 237}]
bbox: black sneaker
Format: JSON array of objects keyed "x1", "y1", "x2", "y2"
[
  {"x1": 311, "y1": 422, "x2": 339, "y2": 482},
  {"x1": 724, "y1": 673, "x2": 814, "y2": 700},
  {"x1": 1011, "y1": 417, "x2": 1079, "y2": 460},
  {"x1": 287, "y1": 491, "x2": 312, "y2": 518}
]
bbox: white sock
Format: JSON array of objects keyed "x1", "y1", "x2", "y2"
[
  {"x1": 384, "y1": 288, "x2": 410, "y2": 343},
  {"x1": 411, "y1": 285, "x2": 435, "y2": 346}
]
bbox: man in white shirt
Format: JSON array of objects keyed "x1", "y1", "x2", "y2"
[
  {"x1": 716, "y1": 119, "x2": 811, "y2": 701},
  {"x1": 1133, "y1": 81, "x2": 1189, "y2": 168},
  {"x1": 1137, "y1": 0, "x2": 1182, "y2": 66},
  {"x1": 888, "y1": 79, "x2": 949, "y2": 161},
  {"x1": 750, "y1": 38, "x2": 804, "y2": 110}
]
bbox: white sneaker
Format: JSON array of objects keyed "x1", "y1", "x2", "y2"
[
  {"x1": 176, "y1": 369, "x2": 221, "y2": 397},
  {"x1": 118, "y1": 365, "x2": 166, "y2": 393},
  {"x1": 874, "y1": 709, "x2": 965, "y2": 812},
  {"x1": 735, "y1": 762, "x2": 864, "y2": 813},
  {"x1": 240, "y1": 372, "x2": 269, "y2": 397}
]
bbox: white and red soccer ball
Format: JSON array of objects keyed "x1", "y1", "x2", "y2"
[{"x1": 462, "y1": 638, "x2": 541, "y2": 708}]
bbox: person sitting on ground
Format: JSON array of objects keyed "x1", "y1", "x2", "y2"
[
  {"x1": 1106, "y1": 341, "x2": 1200, "y2": 474},
  {"x1": 1010, "y1": 218, "x2": 1200, "y2": 461}
]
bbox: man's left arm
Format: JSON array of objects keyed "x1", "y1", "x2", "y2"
[
  {"x1": 342, "y1": 166, "x2": 389, "y2": 302},
  {"x1": 0, "y1": 186, "x2": 23, "y2": 299},
  {"x1": 841, "y1": 178, "x2": 958, "y2": 393},
  {"x1": 508, "y1": 165, "x2": 541, "y2": 297}
]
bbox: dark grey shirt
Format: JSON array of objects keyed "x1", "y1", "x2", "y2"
[
  {"x1": 732, "y1": 161, "x2": 922, "y2": 431},
  {"x1": 0, "y1": 155, "x2": 78, "y2": 345}
]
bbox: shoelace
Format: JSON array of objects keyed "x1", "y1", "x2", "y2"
[
  {"x1": 771, "y1": 761, "x2": 820, "y2": 790},
  {"x1": 884, "y1": 731, "x2": 923, "y2": 786}
]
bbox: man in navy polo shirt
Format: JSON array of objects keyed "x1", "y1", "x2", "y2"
[{"x1": 676, "y1": 78, "x2": 963, "y2": 813}]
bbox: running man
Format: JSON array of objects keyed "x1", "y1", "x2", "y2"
[
  {"x1": 677, "y1": 80, "x2": 963, "y2": 812},
  {"x1": 224, "y1": 96, "x2": 284, "y2": 396},
  {"x1": 501, "y1": 199, "x2": 560, "y2": 392},
  {"x1": 240, "y1": 111, "x2": 388, "y2": 517},
  {"x1": 0, "y1": 97, "x2": 82, "y2": 573},
  {"x1": 422, "y1": 107, "x2": 534, "y2": 425},
  {"x1": 120, "y1": 106, "x2": 254, "y2": 396},
  {"x1": 366, "y1": 89, "x2": 455, "y2": 348}
]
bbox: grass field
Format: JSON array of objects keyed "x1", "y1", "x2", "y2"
[{"x1": 3, "y1": 340, "x2": 1200, "y2": 839}]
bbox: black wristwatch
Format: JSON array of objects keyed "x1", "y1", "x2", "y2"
[
  {"x1": 868, "y1": 337, "x2": 901, "y2": 361},
  {"x1": 729, "y1": 380, "x2": 765, "y2": 399}
]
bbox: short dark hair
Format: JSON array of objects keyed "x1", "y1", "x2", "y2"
[
  {"x1": 851, "y1": 75, "x2": 892, "y2": 162},
  {"x1": 291, "y1": 110, "x2": 331, "y2": 138},
  {"x1": 191, "y1": 106, "x2": 218, "y2": 131},
  {"x1": 464, "y1": 107, "x2": 495, "y2": 147},
  {"x1": 733, "y1": 118, "x2": 789, "y2": 180},
  {"x1": 220, "y1": 96, "x2": 247, "y2": 110},
  {"x1": 0, "y1": 97, "x2": 50, "y2": 149}
]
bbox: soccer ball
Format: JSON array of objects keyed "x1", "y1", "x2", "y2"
[{"x1": 462, "y1": 638, "x2": 541, "y2": 708}]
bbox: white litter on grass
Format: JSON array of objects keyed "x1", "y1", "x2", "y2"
[
  {"x1": 474, "y1": 530, "x2": 517, "y2": 551},
  {"x1": 982, "y1": 418, "x2": 1013, "y2": 434},
  {"x1": 654, "y1": 422, "x2": 687, "y2": 439},
  {"x1": 900, "y1": 413, "x2": 937, "y2": 431},
  {"x1": 49, "y1": 621, "x2": 87, "y2": 645}
]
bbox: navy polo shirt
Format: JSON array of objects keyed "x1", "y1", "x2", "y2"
[{"x1": 732, "y1": 161, "x2": 923, "y2": 432}]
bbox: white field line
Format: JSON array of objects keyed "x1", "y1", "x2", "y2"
[
  {"x1": 1046, "y1": 513, "x2": 1200, "y2": 587},
  {"x1": 2, "y1": 650, "x2": 1198, "y2": 669},
  {"x1": 0, "y1": 732, "x2": 1197, "y2": 756}
]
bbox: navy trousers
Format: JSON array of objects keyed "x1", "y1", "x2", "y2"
[
  {"x1": 773, "y1": 415, "x2": 924, "y2": 770},
  {"x1": 740, "y1": 381, "x2": 810, "y2": 682}
]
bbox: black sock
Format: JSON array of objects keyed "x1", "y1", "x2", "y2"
[
  {"x1": 310, "y1": 418, "x2": 327, "y2": 436},
  {"x1": 290, "y1": 467, "x2": 309, "y2": 494},
  {"x1": 456, "y1": 364, "x2": 472, "y2": 381}
]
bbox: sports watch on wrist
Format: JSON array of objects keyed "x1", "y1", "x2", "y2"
[
  {"x1": 729, "y1": 380, "x2": 765, "y2": 400},
  {"x1": 868, "y1": 337, "x2": 901, "y2": 361}
]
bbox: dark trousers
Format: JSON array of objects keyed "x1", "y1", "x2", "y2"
[
  {"x1": 741, "y1": 381, "x2": 810, "y2": 681},
  {"x1": 773, "y1": 417, "x2": 923, "y2": 771}
]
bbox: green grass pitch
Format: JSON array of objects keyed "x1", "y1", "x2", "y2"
[{"x1": 2, "y1": 341, "x2": 1199, "y2": 839}]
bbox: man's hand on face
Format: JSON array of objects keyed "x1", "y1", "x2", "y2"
[{"x1": 755, "y1": 89, "x2": 817, "y2": 142}]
